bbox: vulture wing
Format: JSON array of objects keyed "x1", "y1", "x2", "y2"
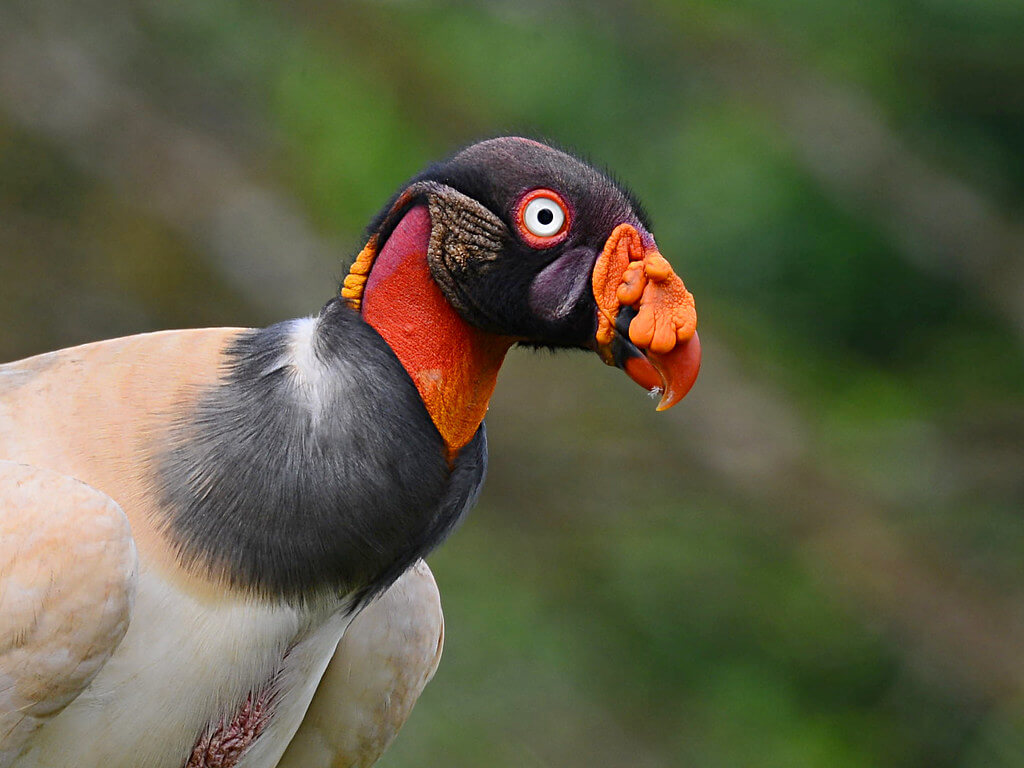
[
  {"x1": 0, "y1": 461, "x2": 137, "y2": 768},
  {"x1": 277, "y1": 561, "x2": 444, "y2": 768}
]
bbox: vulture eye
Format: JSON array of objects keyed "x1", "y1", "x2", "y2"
[{"x1": 516, "y1": 189, "x2": 570, "y2": 247}]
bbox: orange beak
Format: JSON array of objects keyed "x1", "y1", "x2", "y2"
[{"x1": 592, "y1": 223, "x2": 701, "y2": 410}]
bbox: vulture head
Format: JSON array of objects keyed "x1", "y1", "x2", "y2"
[{"x1": 341, "y1": 137, "x2": 700, "y2": 451}]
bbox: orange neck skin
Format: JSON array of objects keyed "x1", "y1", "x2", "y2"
[{"x1": 360, "y1": 205, "x2": 513, "y2": 457}]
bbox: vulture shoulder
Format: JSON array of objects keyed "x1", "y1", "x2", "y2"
[{"x1": 0, "y1": 461, "x2": 137, "y2": 767}]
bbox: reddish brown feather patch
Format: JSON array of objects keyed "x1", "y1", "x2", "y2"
[{"x1": 186, "y1": 691, "x2": 274, "y2": 768}]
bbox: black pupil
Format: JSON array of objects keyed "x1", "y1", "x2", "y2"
[{"x1": 537, "y1": 207, "x2": 555, "y2": 226}]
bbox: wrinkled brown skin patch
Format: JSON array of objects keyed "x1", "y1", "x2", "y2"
[{"x1": 185, "y1": 690, "x2": 274, "y2": 768}]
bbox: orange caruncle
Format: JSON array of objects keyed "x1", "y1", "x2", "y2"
[{"x1": 592, "y1": 223, "x2": 696, "y2": 356}]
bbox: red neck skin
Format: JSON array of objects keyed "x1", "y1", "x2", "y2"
[{"x1": 360, "y1": 205, "x2": 513, "y2": 457}]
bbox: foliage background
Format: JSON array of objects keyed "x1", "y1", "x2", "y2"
[{"x1": 2, "y1": 1, "x2": 1023, "y2": 765}]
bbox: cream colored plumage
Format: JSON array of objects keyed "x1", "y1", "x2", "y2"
[
  {"x1": 0, "y1": 329, "x2": 445, "y2": 768},
  {"x1": 278, "y1": 561, "x2": 444, "y2": 768},
  {"x1": 0, "y1": 462, "x2": 136, "y2": 766}
]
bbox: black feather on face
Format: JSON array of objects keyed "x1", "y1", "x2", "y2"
[{"x1": 361, "y1": 137, "x2": 650, "y2": 349}]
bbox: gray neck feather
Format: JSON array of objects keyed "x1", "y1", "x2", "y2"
[{"x1": 156, "y1": 299, "x2": 487, "y2": 604}]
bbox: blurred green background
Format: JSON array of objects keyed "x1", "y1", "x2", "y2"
[{"x1": 2, "y1": 1, "x2": 1023, "y2": 765}]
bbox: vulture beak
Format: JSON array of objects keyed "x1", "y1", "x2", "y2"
[{"x1": 592, "y1": 223, "x2": 701, "y2": 410}]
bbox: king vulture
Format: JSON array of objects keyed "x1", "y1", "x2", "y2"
[{"x1": 0, "y1": 137, "x2": 700, "y2": 768}]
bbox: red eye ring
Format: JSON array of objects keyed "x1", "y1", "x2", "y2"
[{"x1": 515, "y1": 188, "x2": 571, "y2": 249}]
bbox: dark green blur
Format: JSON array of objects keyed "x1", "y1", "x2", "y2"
[{"x1": 1, "y1": 1, "x2": 1023, "y2": 765}]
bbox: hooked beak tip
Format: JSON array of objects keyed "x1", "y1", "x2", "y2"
[
  {"x1": 651, "y1": 331, "x2": 702, "y2": 410},
  {"x1": 613, "y1": 331, "x2": 701, "y2": 410}
]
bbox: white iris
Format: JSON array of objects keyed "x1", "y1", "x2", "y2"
[{"x1": 523, "y1": 196, "x2": 565, "y2": 237}]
